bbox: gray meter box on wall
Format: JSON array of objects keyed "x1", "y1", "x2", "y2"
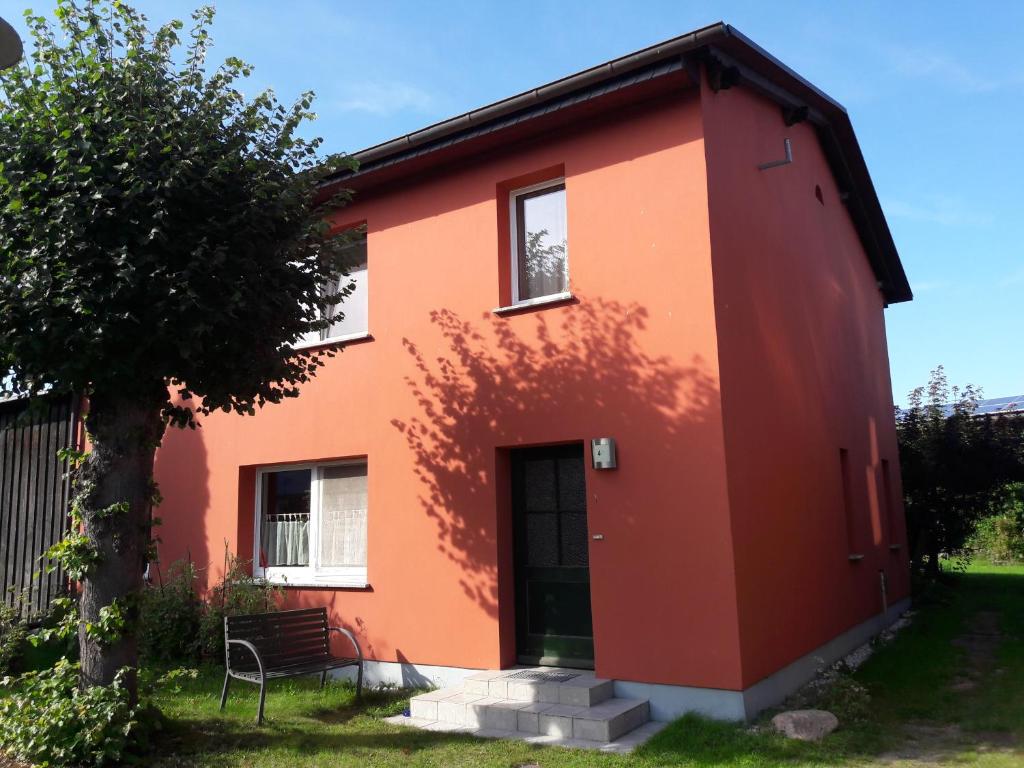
[{"x1": 591, "y1": 438, "x2": 617, "y2": 469}]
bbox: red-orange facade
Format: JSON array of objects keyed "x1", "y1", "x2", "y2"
[{"x1": 155, "y1": 28, "x2": 911, "y2": 702}]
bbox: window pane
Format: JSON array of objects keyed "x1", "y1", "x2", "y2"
[
  {"x1": 297, "y1": 234, "x2": 369, "y2": 345},
  {"x1": 517, "y1": 185, "x2": 567, "y2": 301},
  {"x1": 319, "y1": 463, "x2": 368, "y2": 568},
  {"x1": 260, "y1": 469, "x2": 311, "y2": 567},
  {"x1": 324, "y1": 234, "x2": 368, "y2": 339}
]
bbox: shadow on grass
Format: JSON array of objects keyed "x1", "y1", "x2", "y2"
[
  {"x1": 150, "y1": 568, "x2": 1024, "y2": 767},
  {"x1": 637, "y1": 715, "x2": 866, "y2": 767},
  {"x1": 154, "y1": 676, "x2": 456, "y2": 762}
]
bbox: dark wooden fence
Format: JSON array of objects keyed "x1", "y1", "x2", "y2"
[{"x1": 0, "y1": 394, "x2": 78, "y2": 618}]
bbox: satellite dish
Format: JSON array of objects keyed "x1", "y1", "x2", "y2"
[{"x1": 0, "y1": 16, "x2": 23, "y2": 70}]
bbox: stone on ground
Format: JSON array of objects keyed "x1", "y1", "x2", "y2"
[{"x1": 771, "y1": 709, "x2": 839, "y2": 741}]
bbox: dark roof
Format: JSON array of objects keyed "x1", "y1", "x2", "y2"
[{"x1": 324, "y1": 22, "x2": 911, "y2": 304}]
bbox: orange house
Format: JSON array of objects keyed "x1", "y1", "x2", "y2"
[{"x1": 155, "y1": 23, "x2": 912, "y2": 723}]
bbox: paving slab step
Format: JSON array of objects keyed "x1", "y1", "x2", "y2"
[
  {"x1": 408, "y1": 676, "x2": 650, "y2": 745},
  {"x1": 464, "y1": 669, "x2": 614, "y2": 706},
  {"x1": 386, "y1": 714, "x2": 668, "y2": 754}
]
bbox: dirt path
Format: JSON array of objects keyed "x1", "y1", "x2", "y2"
[
  {"x1": 878, "y1": 610, "x2": 1018, "y2": 765},
  {"x1": 949, "y1": 611, "x2": 1001, "y2": 693}
]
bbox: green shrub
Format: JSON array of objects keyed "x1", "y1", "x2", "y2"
[
  {"x1": 969, "y1": 515, "x2": 1024, "y2": 563},
  {"x1": 198, "y1": 552, "x2": 282, "y2": 661},
  {"x1": 0, "y1": 599, "x2": 26, "y2": 675},
  {"x1": 968, "y1": 483, "x2": 1024, "y2": 564},
  {"x1": 135, "y1": 551, "x2": 282, "y2": 666},
  {"x1": 26, "y1": 596, "x2": 82, "y2": 671},
  {"x1": 822, "y1": 674, "x2": 872, "y2": 724},
  {"x1": 138, "y1": 561, "x2": 202, "y2": 665},
  {"x1": 0, "y1": 658, "x2": 141, "y2": 767}
]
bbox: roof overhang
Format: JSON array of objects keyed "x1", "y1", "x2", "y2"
[{"x1": 322, "y1": 22, "x2": 912, "y2": 304}]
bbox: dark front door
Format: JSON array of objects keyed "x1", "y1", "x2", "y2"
[{"x1": 512, "y1": 444, "x2": 594, "y2": 668}]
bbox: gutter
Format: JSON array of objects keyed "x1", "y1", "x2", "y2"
[
  {"x1": 322, "y1": 22, "x2": 911, "y2": 304},
  {"x1": 337, "y1": 23, "x2": 729, "y2": 172}
]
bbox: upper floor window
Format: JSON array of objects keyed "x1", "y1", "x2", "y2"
[
  {"x1": 297, "y1": 232, "x2": 368, "y2": 347},
  {"x1": 510, "y1": 180, "x2": 568, "y2": 304},
  {"x1": 254, "y1": 460, "x2": 369, "y2": 587}
]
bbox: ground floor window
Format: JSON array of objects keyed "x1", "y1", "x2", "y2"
[{"x1": 254, "y1": 460, "x2": 368, "y2": 587}]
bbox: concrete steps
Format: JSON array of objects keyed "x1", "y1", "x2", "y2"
[{"x1": 402, "y1": 668, "x2": 653, "y2": 746}]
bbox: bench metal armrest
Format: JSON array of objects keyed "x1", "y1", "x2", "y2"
[
  {"x1": 328, "y1": 626, "x2": 363, "y2": 663},
  {"x1": 227, "y1": 638, "x2": 266, "y2": 679}
]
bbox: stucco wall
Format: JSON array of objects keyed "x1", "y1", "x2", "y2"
[
  {"x1": 154, "y1": 91, "x2": 746, "y2": 690},
  {"x1": 700, "y1": 74, "x2": 911, "y2": 689}
]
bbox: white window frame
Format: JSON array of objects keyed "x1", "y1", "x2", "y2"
[
  {"x1": 293, "y1": 232, "x2": 370, "y2": 350},
  {"x1": 252, "y1": 459, "x2": 369, "y2": 588},
  {"x1": 509, "y1": 178, "x2": 569, "y2": 306}
]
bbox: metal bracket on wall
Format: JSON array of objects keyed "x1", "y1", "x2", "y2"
[{"x1": 758, "y1": 138, "x2": 793, "y2": 170}]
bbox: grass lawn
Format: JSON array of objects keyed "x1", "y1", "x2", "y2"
[{"x1": 142, "y1": 565, "x2": 1024, "y2": 765}]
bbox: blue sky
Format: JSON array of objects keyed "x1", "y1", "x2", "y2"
[{"x1": 9, "y1": 1, "x2": 1022, "y2": 403}]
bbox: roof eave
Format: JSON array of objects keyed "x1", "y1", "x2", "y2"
[{"x1": 323, "y1": 23, "x2": 912, "y2": 305}]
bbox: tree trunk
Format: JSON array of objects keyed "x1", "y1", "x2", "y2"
[
  {"x1": 909, "y1": 514, "x2": 935, "y2": 576},
  {"x1": 77, "y1": 387, "x2": 166, "y2": 700}
]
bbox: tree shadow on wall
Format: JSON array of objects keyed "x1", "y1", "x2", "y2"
[
  {"x1": 390, "y1": 296, "x2": 720, "y2": 619},
  {"x1": 152, "y1": 421, "x2": 210, "y2": 590}
]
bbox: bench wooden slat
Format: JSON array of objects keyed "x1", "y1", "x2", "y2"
[
  {"x1": 236, "y1": 627, "x2": 331, "y2": 643},
  {"x1": 229, "y1": 611, "x2": 327, "y2": 624},
  {"x1": 221, "y1": 606, "x2": 364, "y2": 724},
  {"x1": 232, "y1": 613, "x2": 326, "y2": 625},
  {"x1": 228, "y1": 623, "x2": 326, "y2": 634}
]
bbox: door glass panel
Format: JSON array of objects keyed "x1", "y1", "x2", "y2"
[
  {"x1": 557, "y1": 458, "x2": 586, "y2": 512},
  {"x1": 527, "y1": 580, "x2": 593, "y2": 637},
  {"x1": 560, "y1": 513, "x2": 589, "y2": 567},
  {"x1": 524, "y1": 459, "x2": 556, "y2": 511},
  {"x1": 526, "y1": 513, "x2": 558, "y2": 566}
]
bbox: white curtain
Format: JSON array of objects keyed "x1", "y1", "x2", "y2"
[
  {"x1": 262, "y1": 514, "x2": 310, "y2": 566},
  {"x1": 319, "y1": 464, "x2": 368, "y2": 567}
]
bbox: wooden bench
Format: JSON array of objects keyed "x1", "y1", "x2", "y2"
[{"x1": 220, "y1": 607, "x2": 363, "y2": 723}]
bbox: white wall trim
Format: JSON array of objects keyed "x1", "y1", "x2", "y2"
[
  {"x1": 330, "y1": 660, "x2": 482, "y2": 690},
  {"x1": 739, "y1": 597, "x2": 911, "y2": 720},
  {"x1": 493, "y1": 291, "x2": 574, "y2": 314},
  {"x1": 293, "y1": 330, "x2": 372, "y2": 351},
  {"x1": 329, "y1": 598, "x2": 912, "y2": 723},
  {"x1": 613, "y1": 679, "x2": 746, "y2": 722},
  {"x1": 613, "y1": 598, "x2": 913, "y2": 722}
]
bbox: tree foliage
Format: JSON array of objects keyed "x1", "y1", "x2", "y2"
[
  {"x1": 897, "y1": 366, "x2": 1024, "y2": 573},
  {"x1": 0, "y1": 0, "x2": 353, "y2": 696},
  {"x1": 0, "y1": 0, "x2": 353, "y2": 423}
]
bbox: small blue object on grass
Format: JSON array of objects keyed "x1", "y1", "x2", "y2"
[{"x1": 403, "y1": 707, "x2": 411, "y2": 717}]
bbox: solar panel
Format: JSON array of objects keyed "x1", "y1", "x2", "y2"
[
  {"x1": 974, "y1": 395, "x2": 1024, "y2": 415},
  {"x1": 901, "y1": 394, "x2": 1024, "y2": 420}
]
